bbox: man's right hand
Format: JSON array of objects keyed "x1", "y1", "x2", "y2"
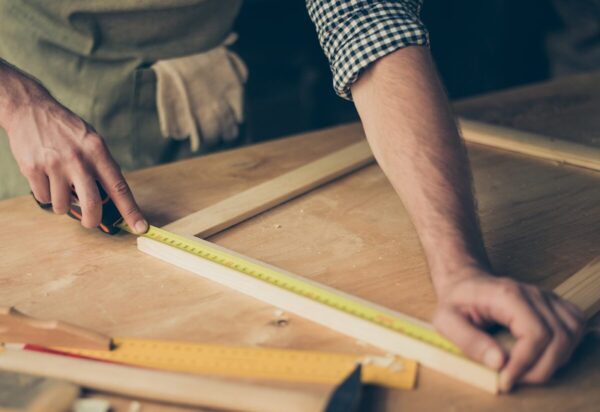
[
  {"x1": 0, "y1": 61, "x2": 147, "y2": 233},
  {"x1": 433, "y1": 270, "x2": 586, "y2": 393}
]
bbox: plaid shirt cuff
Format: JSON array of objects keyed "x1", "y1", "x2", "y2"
[{"x1": 306, "y1": 0, "x2": 429, "y2": 100}]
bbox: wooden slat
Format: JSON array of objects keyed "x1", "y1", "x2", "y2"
[
  {"x1": 459, "y1": 118, "x2": 600, "y2": 172},
  {"x1": 137, "y1": 235, "x2": 499, "y2": 393},
  {"x1": 0, "y1": 349, "x2": 329, "y2": 412},
  {"x1": 138, "y1": 234, "x2": 600, "y2": 394},
  {"x1": 163, "y1": 140, "x2": 374, "y2": 237},
  {"x1": 554, "y1": 257, "x2": 600, "y2": 318},
  {"x1": 0, "y1": 307, "x2": 111, "y2": 351}
]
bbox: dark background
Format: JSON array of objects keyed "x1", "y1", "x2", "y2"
[{"x1": 232, "y1": 0, "x2": 600, "y2": 143}]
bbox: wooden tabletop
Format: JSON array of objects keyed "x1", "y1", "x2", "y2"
[{"x1": 1, "y1": 71, "x2": 600, "y2": 411}]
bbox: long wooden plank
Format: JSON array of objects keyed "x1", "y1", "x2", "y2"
[
  {"x1": 459, "y1": 118, "x2": 600, "y2": 172},
  {"x1": 138, "y1": 235, "x2": 600, "y2": 394},
  {"x1": 0, "y1": 349, "x2": 328, "y2": 412},
  {"x1": 138, "y1": 235, "x2": 499, "y2": 393},
  {"x1": 163, "y1": 140, "x2": 374, "y2": 237}
]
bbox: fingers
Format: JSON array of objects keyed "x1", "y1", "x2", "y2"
[
  {"x1": 495, "y1": 285, "x2": 586, "y2": 392},
  {"x1": 48, "y1": 174, "x2": 72, "y2": 215},
  {"x1": 28, "y1": 172, "x2": 51, "y2": 204},
  {"x1": 71, "y1": 172, "x2": 102, "y2": 229},
  {"x1": 433, "y1": 307, "x2": 505, "y2": 370},
  {"x1": 93, "y1": 144, "x2": 147, "y2": 234},
  {"x1": 511, "y1": 291, "x2": 570, "y2": 385}
]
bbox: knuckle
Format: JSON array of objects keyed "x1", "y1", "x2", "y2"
[
  {"x1": 498, "y1": 279, "x2": 521, "y2": 297},
  {"x1": 526, "y1": 285, "x2": 544, "y2": 299},
  {"x1": 45, "y1": 153, "x2": 62, "y2": 170},
  {"x1": 553, "y1": 329, "x2": 571, "y2": 349},
  {"x1": 111, "y1": 179, "x2": 131, "y2": 197},
  {"x1": 531, "y1": 324, "x2": 551, "y2": 346},
  {"x1": 82, "y1": 197, "x2": 101, "y2": 211},
  {"x1": 122, "y1": 205, "x2": 139, "y2": 218},
  {"x1": 84, "y1": 134, "x2": 107, "y2": 156},
  {"x1": 525, "y1": 370, "x2": 551, "y2": 384},
  {"x1": 19, "y1": 161, "x2": 41, "y2": 177}
]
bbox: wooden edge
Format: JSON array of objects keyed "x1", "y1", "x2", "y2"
[
  {"x1": 458, "y1": 118, "x2": 600, "y2": 172},
  {"x1": 163, "y1": 140, "x2": 374, "y2": 237},
  {"x1": 0, "y1": 307, "x2": 112, "y2": 351},
  {"x1": 553, "y1": 257, "x2": 600, "y2": 319},
  {"x1": 0, "y1": 349, "x2": 329, "y2": 412},
  {"x1": 137, "y1": 236, "x2": 500, "y2": 394},
  {"x1": 494, "y1": 257, "x2": 600, "y2": 351},
  {"x1": 138, "y1": 233, "x2": 600, "y2": 394}
]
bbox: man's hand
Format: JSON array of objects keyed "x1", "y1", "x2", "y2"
[
  {"x1": 433, "y1": 269, "x2": 586, "y2": 392},
  {"x1": 0, "y1": 60, "x2": 147, "y2": 233}
]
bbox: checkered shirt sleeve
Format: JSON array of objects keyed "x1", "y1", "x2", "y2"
[{"x1": 306, "y1": 0, "x2": 429, "y2": 100}]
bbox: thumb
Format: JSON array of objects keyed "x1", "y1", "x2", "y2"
[{"x1": 433, "y1": 307, "x2": 506, "y2": 370}]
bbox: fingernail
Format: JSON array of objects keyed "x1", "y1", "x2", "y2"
[
  {"x1": 499, "y1": 371, "x2": 513, "y2": 393},
  {"x1": 483, "y1": 348, "x2": 503, "y2": 369},
  {"x1": 134, "y1": 219, "x2": 148, "y2": 234}
]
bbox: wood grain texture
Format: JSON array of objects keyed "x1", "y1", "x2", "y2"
[
  {"x1": 1, "y1": 72, "x2": 600, "y2": 410},
  {"x1": 0, "y1": 350, "x2": 329, "y2": 412},
  {"x1": 140, "y1": 216, "x2": 600, "y2": 394},
  {"x1": 459, "y1": 118, "x2": 600, "y2": 172},
  {"x1": 554, "y1": 257, "x2": 600, "y2": 318},
  {"x1": 138, "y1": 235, "x2": 498, "y2": 393},
  {"x1": 164, "y1": 140, "x2": 374, "y2": 237},
  {"x1": 0, "y1": 307, "x2": 111, "y2": 350}
]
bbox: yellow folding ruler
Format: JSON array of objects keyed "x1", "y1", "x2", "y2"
[
  {"x1": 0, "y1": 307, "x2": 415, "y2": 389},
  {"x1": 24, "y1": 338, "x2": 417, "y2": 389}
]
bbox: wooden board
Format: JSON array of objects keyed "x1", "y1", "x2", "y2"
[
  {"x1": 459, "y1": 118, "x2": 600, "y2": 172},
  {"x1": 138, "y1": 230, "x2": 600, "y2": 394},
  {"x1": 0, "y1": 307, "x2": 111, "y2": 350},
  {"x1": 1, "y1": 72, "x2": 600, "y2": 410},
  {"x1": 164, "y1": 140, "x2": 374, "y2": 237},
  {"x1": 138, "y1": 234, "x2": 498, "y2": 393},
  {"x1": 0, "y1": 350, "x2": 328, "y2": 412}
]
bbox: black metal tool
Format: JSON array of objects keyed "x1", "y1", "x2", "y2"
[
  {"x1": 32, "y1": 182, "x2": 121, "y2": 234},
  {"x1": 324, "y1": 364, "x2": 363, "y2": 412}
]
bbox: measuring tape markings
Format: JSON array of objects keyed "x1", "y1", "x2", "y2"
[
  {"x1": 47, "y1": 337, "x2": 417, "y2": 389},
  {"x1": 134, "y1": 225, "x2": 462, "y2": 356}
]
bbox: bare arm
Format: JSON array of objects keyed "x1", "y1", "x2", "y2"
[
  {"x1": 0, "y1": 59, "x2": 147, "y2": 233},
  {"x1": 352, "y1": 47, "x2": 585, "y2": 392}
]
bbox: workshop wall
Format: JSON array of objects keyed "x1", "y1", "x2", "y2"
[{"x1": 233, "y1": 0, "x2": 599, "y2": 144}]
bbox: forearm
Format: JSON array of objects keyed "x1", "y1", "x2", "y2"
[
  {"x1": 0, "y1": 59, "x2": 47, "y2": 133},
  {"x1": 352, "y1": 46, "x2": 490, "y2": 293}
]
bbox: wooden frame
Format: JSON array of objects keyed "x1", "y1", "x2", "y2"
[{"x1": 139, "y1": 133, "x2": 600, "y2": 393}]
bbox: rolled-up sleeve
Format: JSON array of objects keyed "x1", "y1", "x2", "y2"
[{"x1": 306, "y1": 0, "x2": 429, "y2": 100}]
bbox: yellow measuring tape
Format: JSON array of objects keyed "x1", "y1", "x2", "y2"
[
  {"x1": 50, "y1": 337, "x2": 417, "y2": 389},
  {"x1": 126, "y1": 224, "x2": 462, "y2": 355}
]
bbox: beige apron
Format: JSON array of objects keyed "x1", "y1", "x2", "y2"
[{"x1": 0, "y1": 0, "x2": 243, "y2": 199}]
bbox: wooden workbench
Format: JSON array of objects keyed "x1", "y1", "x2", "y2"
[{"x1": 1, "y1": 71, "x2": 600, "y2": 411}]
